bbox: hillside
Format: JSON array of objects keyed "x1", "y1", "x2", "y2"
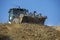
[
  {"x1": 0, "y1": 23, "x2": 60, "y2": 40},
  {"x1": 52, "y1": 26, "x2": 60, "y2": 31}
]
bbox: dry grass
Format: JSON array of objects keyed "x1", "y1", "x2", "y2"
[
  {"x1": 0, "y1": 23, "x2": 60, "y2": 40},
  {"x1": 52, "y1": 26, "x2": 60, "y2": 31}
]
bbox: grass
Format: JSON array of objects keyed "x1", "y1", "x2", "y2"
[{"x1": 0, "y1": 23, "x2": 60, "y2": 40}]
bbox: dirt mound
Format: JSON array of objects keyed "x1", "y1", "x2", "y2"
[{"x1": 0, "y1": 23, "x2": 60, "y2": 40}]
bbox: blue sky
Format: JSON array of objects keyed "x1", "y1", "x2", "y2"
[{"x1": 0, "y1": 0, "x2": 60, "y2": 26}]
